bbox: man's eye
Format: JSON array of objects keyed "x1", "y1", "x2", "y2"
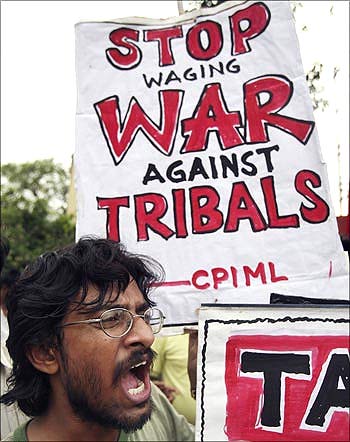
[{"x1": 101, "y1": 311, "x2": 125, "y2": 328}]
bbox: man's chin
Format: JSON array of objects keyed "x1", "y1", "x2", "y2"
[
  {"x1": 119, "y1": 399, "x2": 153, "y2": 433},
  {"x1": 68, "y1": 388, "x2": 153, "y2": 432}
]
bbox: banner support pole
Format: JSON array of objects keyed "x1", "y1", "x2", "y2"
[{"x1": 177, "y1": 0, "x2": 185, "y2": 15}]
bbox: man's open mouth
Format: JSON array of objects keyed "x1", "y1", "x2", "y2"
[
  {"x1": 120, "y1": 358, "x2": 152, "y2": 403},
  {"x1": 128, "y1": 361, "x2": 147, "y2": 395}
]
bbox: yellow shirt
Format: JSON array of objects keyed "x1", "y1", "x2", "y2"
[{"x1": 151, "y1": 334, "x2": 196, "y2": 425}]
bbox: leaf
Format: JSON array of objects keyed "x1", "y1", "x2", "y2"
[{"x1": 1, "y1": 159, "x2": 75, "y2": 273}]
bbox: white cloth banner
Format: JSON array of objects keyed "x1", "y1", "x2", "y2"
[{"x1": 75, "y1": 1, "x2": 349, "y2": 326}]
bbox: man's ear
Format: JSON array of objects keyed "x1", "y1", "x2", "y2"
[{"x1": 26, "y1": 345, "x2": 60, "y2": 375}]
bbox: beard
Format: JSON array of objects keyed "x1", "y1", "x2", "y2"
[{"x1": 59, "y1": 347, "x2": 155, "y2": 432}]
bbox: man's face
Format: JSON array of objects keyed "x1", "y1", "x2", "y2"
[{"x1": 57, "y1": 280, "x2": 155, "y2": 431}]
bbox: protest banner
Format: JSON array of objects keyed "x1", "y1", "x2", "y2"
[
  {"x1": 197, "y1": 304, "x2": 350, "y2": 441},
  {"x1": 75, "y1": 1, "x2": 349, "y2": 326}
]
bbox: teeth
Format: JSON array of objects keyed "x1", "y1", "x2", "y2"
[
  {"x1": 128, "y1": 380, "x2": 145, "y2": 395},
  {"x1": 130, "y1": 361, "x2": 147, "y2": 369}
]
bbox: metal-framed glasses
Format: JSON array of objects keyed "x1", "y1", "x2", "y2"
[{"x1": 61, "y1": 307, "x2": 165, "y2": 338}]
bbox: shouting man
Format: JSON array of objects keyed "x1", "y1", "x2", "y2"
[{"x1": 1, "y1": 237, "x2": 194, "y2": 441}]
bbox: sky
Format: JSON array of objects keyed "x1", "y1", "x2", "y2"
[{"x1": 1, "y1": 1, "x2": 349, "y2": 215}]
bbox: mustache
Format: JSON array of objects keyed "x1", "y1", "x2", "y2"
[{"x1": 113, "y1": 348, "x2": 156, "y2": 385}]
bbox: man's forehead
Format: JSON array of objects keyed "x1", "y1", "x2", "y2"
[
  {"x1": 110, "y1": 280, "x2": 148, "y2": 308},
  {"x1": 69, "y1": 280, "x2": 147, "y2": 316}
]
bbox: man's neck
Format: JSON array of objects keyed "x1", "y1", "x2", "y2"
[
  {"x1": 26, "y1": 407, "x2": 121, "y2": 441},
  {"x1": 24, "y1": 373, "x2": 123, "y2": 441}
]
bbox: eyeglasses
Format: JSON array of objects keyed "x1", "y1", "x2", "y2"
[{"x1": 61, "y1": 307, "x2": 165, "y2": 338}]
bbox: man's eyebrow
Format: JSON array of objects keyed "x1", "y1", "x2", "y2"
[
  {"x1": 106, "y1": 302, "x2": 149, "y2": 312},
  {"x1": 75, "y1": 303, "x2": 123, "y2": 317},
  {"x1": 136, "y1": 303, "x2": 151, "y2": 314},
  {"x1": 76, "y1": 301, "x2": 150, "y2": 316}
]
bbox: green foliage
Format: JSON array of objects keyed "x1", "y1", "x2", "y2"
[
  {"x1": 1, "y1": 159, "x2": 75, "y2": 273},
  {"x1": 306, "y1": 63, "x2": 328, "y2": 111},
  {"x1": 291, "y1": 1, "x2": 303, "y2": 15}
]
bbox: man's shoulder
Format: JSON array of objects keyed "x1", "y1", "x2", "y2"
[{"x1": 2, "y1": 421, "x2": 29, "y2": 442}]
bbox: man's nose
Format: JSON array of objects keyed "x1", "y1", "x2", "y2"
[{"x1": 124, "y1": 315, "x2": 155, "y2": 348}]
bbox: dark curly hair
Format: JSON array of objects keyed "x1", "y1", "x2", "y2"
[
  {"x1": 0, "y1": 236, "x2": 10, "y2": 272},
  {"x1": 0, "y1": 236, "x2": 164, "y2": 417}
]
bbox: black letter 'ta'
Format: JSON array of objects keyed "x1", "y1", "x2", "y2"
[
  {"x1": 305, "y1": 352, "x2": 350, "y2": 427},
  {"x1": 241, "y1": 352, "x2": 310, "y2": 428}
]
